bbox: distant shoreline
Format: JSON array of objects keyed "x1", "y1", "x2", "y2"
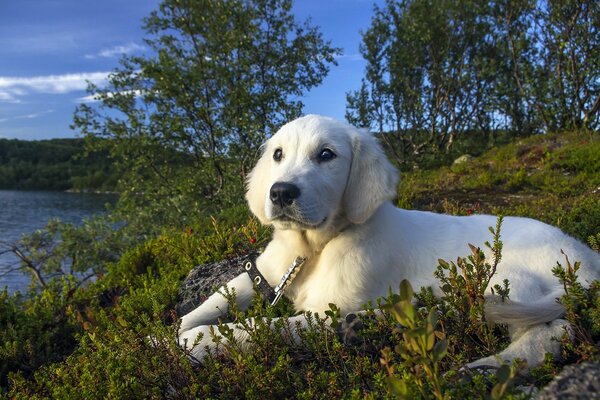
[{"x1": 64, "y1": 189, "x2": 120, "y2": 195}]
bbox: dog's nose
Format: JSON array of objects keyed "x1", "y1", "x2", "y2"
[{"x1": 270, "y1": 182, "x2": 300, "y2": 207}]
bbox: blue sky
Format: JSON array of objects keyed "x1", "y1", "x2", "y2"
[{"x1": 0, "y1": 0, "x2": 382, "y2": 141}]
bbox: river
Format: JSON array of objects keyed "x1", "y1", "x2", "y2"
[{"x1": 0, "y1": 190, "x2": 116, "y2": 293}]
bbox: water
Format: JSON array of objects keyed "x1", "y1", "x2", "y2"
[{"x1": 0, "y1": 190, "x2": 116, "y2": 293}]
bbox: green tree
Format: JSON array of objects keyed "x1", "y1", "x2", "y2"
[
  {"x1": 347, "y1": 0, "x2": 500, "y2": 160},
  {"x1": 348, "y1": 0, "x2": 600, "y2": 166},
  {"x1": 533, "y1": 0, "x2": 600, "y2": 131},
  {"x1": 489, "y1": 0, "x2": 540, "y2": 135},
  {"x1": 74, "y1": 0, "x2": 340, "y2": 230}
]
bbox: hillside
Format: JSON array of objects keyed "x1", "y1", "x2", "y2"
[
  {"x1": 397, "y1": 130, "x2": 600, "y2": 242},
  {"x1": 0, "y1": 138, "x2": 118, "y2": 191}
]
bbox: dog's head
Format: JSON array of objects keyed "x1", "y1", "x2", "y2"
[{"x1": 246, "y1": 115, "x2": 398, "y2": 231}]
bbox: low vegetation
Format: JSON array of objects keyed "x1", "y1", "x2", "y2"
[
  {"x1": 397, "y1": 129, "x2": 600, "y2": 241},
  {"x1": 1, "y1": 129, "x2": 598, "y2": 399}
]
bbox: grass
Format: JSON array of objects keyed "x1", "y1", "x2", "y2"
[{"x1": 397, "y1": 130, "x2": 600, "y2": 242}]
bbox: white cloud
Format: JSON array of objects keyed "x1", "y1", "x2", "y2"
[
  {"x1": 0, "y1": 32, "x2": 80, "y2": 54},
  {"x1": 18, "y1": 110, "x2": 54, "y2": 120},
  {"x1": 0, "y1": 72, "x2": 110, "y2": 102},
  {"x1": 0, "y1": 91, "x2": 21, "y2": 103},
  {"x1": 336, "y1": 53, "x2": 364, "y2": 62},
  {"x1": 0, "y1": 110, "x2": 54, "y2": 124},
  {"x1": 77, "y1": 94, "x2": 101, "y2": 103},
  {"x1": 85, "y1": 42, "x2": 145, "y2": 59}
]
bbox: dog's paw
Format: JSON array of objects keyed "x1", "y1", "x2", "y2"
[
  {"x1": 336, "y1": 313, "x2": 364, "y2": 345},
  {"x1": 178, "y1": 325, "x2": 222, "y2": 363},
  {"x1": 466, "y1": 355, "x2": 503, "y2": 370}
]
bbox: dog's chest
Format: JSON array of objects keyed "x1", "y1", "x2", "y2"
[{"x1": 285, "y1": 254, "x2": 368, "y2": 314}]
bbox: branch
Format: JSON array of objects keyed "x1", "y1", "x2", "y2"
[{"x1": 0, "y1": 240, "x2": 47, "y2": 289}]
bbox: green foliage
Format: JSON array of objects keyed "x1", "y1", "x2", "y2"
[
  {"x1": 1, "y1": 216, "x2": 132, "y2": 291},
  {"x1": 74, "y1": 0, "x2": 341, "y2": 230},
  {"x1": 552, "y1": 248, "x2": 600, "y2": 363},
  {"x1": 348, "y1": 0, "x2": 600, "y2": 165},
  {"x1": 398, "y1": 130, "x2": 600, "y2": 242},
  {"x1": 2, "y1": 213, "x2": 539, "y2": 399},
  {"x1": 433, "y1": 217, "x2": 510, "y2": 362},
  {"x1": 0, "y1": 282, "x2": 80, "y2": 389},
  {"x1": 589, "y1": 233, "x2": 600, "y2": 254},
  {"x1": 0, "y1": 138, "x2": 117, "y2": 191},
  {"x1": 381, "y1": 280, "x2": 448, "y2": 399},
  {"x1": 533, "y1": 0, "x2": 600, "y2": 131}
]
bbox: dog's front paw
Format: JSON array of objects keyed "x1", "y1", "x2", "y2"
[
  {"x1": 466, "y1": 355, "x2": 503, "y2": 370},
  {"x1": 178, "y1": 325, "x2": 222, "y2": 362},
  {"x1": 337, "y1": 313, "x2": 364, "y2": 345}
]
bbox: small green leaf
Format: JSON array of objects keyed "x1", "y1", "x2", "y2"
[
  {"x1": 396, "y1": 300, "x2": 416, "y2": 323},
  {"x1": 432, "y1": 339, "x2": 448, "y2": 361},
  {"x1": 426, "y1": 330, "x2": 435, "y2": 350},
  {"x1": 116, "y1": 316, "x2": 128, "y2": 328},
  {"x1": 388, "y1": 377, "x2": 409, "y2": 397},
  {"x1": 427, "y1": 308, "x2": 438, "y2": 327},
  {"x1": 496, "y1": 364, "x2": 511, "y2": 383},
  {"x1": 399, "y1": 279, "x2": 414, "y2": 302}
]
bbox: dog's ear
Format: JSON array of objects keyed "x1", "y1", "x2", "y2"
[
  {"x1": 245, "y1": 145, "x2": 271, "y2": 224},
  {"x1": 343, "y1": 128, "x2": 399, "y2": 224}
]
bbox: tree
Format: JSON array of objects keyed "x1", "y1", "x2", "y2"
[
  {"x1": 348, "y1": 0, "x2": 599, "y2": 167},
  {"x1": 533, "y1": 0, "x2": 600, "y2": 131},
  {"x1": 348, "y1": 0, "x2": 498, "y2": 160},
  {"x1": 489, "y1": 0, "x2": 540, "y2": 135},
  {"x1": 74, "y1": 0, "x2": 340, "y2": 229}
]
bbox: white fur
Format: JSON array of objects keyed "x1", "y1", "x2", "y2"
[{"x1": 179, "y1": 115, "x2": 600, "y2": 368}]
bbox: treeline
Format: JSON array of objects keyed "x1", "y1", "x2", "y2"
[
  {"x1": 346, "y1": 0, "x2": 599, "y2": 164},
  {"x1": 0, "y1": 138, "x2": 118, "y2": 191}
]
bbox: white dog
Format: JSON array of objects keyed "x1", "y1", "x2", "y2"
[{"x1": 179, "y1": 115, "x2": 600, "y2": 368}]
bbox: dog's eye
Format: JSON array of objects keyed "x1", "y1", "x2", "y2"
[
  {"x1": 273, "y1": 148, "x2": 283, "y2": 162},
  {"x1": 318, "y1": 148, "x2": 336, "y2": 162}
]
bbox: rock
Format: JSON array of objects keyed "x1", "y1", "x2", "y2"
[
  {"x1": 175, "y1": 253, "x2": 256, "y2": 316},
  {"x1": 536, "y1": 362, "x2": 600, "y2": 400},
  {"x1": 453, "y1": 154, "x2": 474, "y2": 165}
]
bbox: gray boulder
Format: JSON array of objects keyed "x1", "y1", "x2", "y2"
[
  {"x1": 175, "y1": 253, "x2": 254, "y2": 316},
  {"x1": 537, "y1": 362, "x2": 600, "y2": 400},
  {"x1": 453, "y1": 154, "x2": 474, "y2": 165}
]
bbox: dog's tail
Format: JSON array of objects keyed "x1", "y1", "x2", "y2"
[{"x1": 484, "y1": 292, "x2": 565, "y2": 327}]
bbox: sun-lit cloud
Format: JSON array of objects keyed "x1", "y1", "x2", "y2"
[
  {"x1": 77, "y1": 94, "x2": 101, "y2": 103},
  {"x1": 0, "y1": 72, "x2": 110, "y2": 103},
  {"x1": 85, "y1": 42, "x2": 145, "y2": 59}
]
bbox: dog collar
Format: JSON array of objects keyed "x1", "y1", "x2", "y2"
[{"x1": 244, "y1": 255, "x2": 306, "y2": 306}]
